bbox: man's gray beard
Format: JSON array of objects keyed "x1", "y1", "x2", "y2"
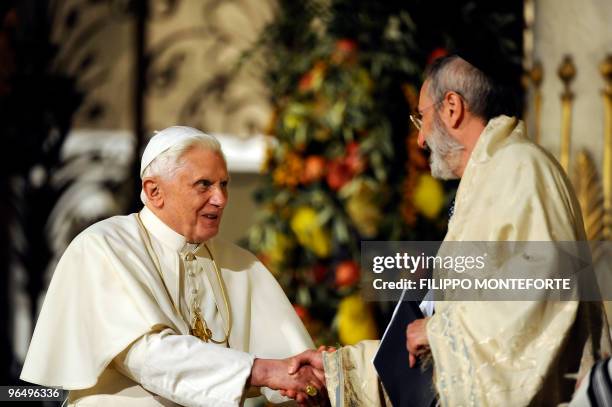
[{"x1": 426, "y1": 113, "x2": 464, "y2": 180}]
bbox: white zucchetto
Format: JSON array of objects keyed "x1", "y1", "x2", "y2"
[{"x1": 140, "y1": 126, "x2": 207, "y2": 176}]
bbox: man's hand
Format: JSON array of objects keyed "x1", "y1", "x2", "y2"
[
  {"x1": 281, "y1": 347, "x2": 335, "y2": 406},
  {"x1": 287, "y1": 346, "x2": 335, "y2": 375},
  {"x1": 284, "y1": 364, "x2": 330, "y2": 407},
  {"x1": 250, "y1": 357, "x2": 325, "y2": 405},
  {"x1": 406, "y1": 318, "x2": 430, "y2": 368}
]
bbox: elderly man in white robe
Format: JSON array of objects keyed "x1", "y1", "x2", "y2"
[
  {"x1": 287, "y1": 54, "x2": 611, "y2": 406},
  {"x1": 20, "y1": 126, "x2": 326, "y2": 406}
]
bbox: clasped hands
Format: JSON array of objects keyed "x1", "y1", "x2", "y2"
[
  {"x1": 249, "y1": 317, "x2": 428, "y2": 405},
  {"x1": 250, "y1": 346, "x2": 334, "y2": 406}
]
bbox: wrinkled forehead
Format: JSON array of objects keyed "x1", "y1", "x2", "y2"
[{"x1": 179, "y1": 145, "x2": 228, "y2": 173}]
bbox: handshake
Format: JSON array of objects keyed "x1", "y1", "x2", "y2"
[{"x1": 250, "y1": 346, "x2": 336, "y2": 406}]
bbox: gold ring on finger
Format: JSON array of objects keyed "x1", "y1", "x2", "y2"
[{"x1": 305, "y1": 384, "x2": 318, "y2": 397}]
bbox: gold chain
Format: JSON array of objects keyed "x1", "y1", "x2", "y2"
[{"x1": 136, "y1": 212, "x2": 232, "y2": 346}]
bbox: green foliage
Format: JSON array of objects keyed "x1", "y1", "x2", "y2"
[{"x1": 241, "y1": 0, "x2": 451, "y2": 344}]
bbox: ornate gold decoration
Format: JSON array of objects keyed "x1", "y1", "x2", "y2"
[
  {"x1": 529, "y1": 60, "x2": 543, "y2": 144},
  {"x1": 601, "y1": 54, "x2": 612, "y2": 239},
  {"x1": 190, "y1": 308, "x2": 214, "y2": 342},
  {"x1": 521, "y1": 72, "x2": 530, "y2": 138},
  {"x1": 145, "y1": 0, "x2": 276, "y2": 136},
  {"x1": 558, "y1": 55, "x2": 576, "y2": 172},
  {"x1": 572, "y1": 150, "x2": 605, "y2": 261},
  {"x1": 136, "y1": 213, "x2": 232, "y2": 346}
]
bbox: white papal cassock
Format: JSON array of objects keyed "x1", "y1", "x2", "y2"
[{"x1": 21, "y1": 206, "x2": 314, "y2": 406}]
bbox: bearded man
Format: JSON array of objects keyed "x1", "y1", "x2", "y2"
[
  {"x1": 21, "y1": 126, "x2": 325, "y2": 406},
  {"x1": 288, "y1": 55, "x2": 611, "y2": 406}
]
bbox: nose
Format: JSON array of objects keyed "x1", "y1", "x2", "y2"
[
  {"x1": 417, "y1": 131, "x2": 426, "y2": 149},
  {"x1": 209, "y1": 185, "x2": 228, "y2": 208}
]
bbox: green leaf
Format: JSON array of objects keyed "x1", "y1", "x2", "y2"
[
  {"x1": 370, "y1": 151, "x2": 387, "y2": 182},
  {"x1": 297, "y1": 286, "x2": 312, "y2": 307},
  {"x1": 327, "y1": 101, "x2": 347, "y2": 129},
  {"x1": 333, "y1": 217, "x2": 350, "y2": 243},
  {"x1": 295, "y1": 123, "x2": 308, "y2": 146}
]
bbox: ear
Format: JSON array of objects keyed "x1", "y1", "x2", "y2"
[
  {"x1": 142, "y1": 178, "x2": 164, "y2": 208},
  {"x1": 441, "y1": 91, "x2": 465, "y2": 129}
]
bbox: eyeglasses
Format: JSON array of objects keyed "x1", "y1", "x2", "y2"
[
  {"x1": 409, "y1": 114, "x2": 424, "y2": 131},
  {"x1": 409, "y1": 100, "x2": 441, "y2": 131}
]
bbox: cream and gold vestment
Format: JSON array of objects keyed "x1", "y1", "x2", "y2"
[{"x1": 323, "y1": 116, "x2": 611, "y2": 406}]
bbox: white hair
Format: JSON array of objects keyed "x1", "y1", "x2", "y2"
[
  {"x1": 140, "y1": 133, "x2": 226, "y2": 204},
  {"x1": 426, "y1": 55, "x2": 493, "y2": 120}
]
